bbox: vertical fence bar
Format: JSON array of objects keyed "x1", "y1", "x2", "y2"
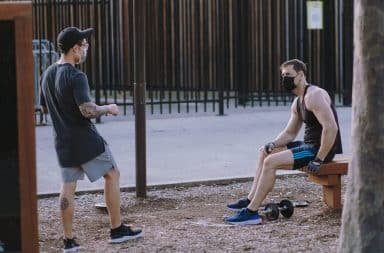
[
  {"x1": 201, "y1": 0, "x2": 207, "y2": 112},
  {"x1": 157, "y1": 1, "x2": 164, "y2": 114},
  {"x1": 342, "y1": 0, "x2": 353, "y2": 106},
  {"x1": 210, "y1": 0, "x2": 216, "y2": 112},
  {"x1": 184, "y1": 0, "x2": 189, "y2": 113},
  {"x1": 223, "y1": 0, "x2": 229, "y2": 110},
  {"x1": 217, "y1": 0, "x2": 224, "y2": 115},
  {"x1": 169, "y1": 0, "x2": 174, "y2": 114},
  {"x1": 163, "y1": 0, "x2": 172, "y2": 114},
  {"x1": 249, "y1": 0, "x2": 254, "y2": 107},
  {"x1": 176, "y1": 0, "x2": 181, "y2": 113},
  {"x1": 192, "y1": 1, "x2": 198, "y2": 113},
  {"x1": 323, "y1": 0, "x2": 336, "y2": 100},
  {"x1": 130, "y1": 0, "x2": 136, "y2": 116},
  {"x1": 122, "y1": 0, "x2": 129, "y2": 115}
]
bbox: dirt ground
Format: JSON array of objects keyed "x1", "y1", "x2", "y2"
[{"x1": 38, "y1": 174, "x2": 347, "y2": 252}]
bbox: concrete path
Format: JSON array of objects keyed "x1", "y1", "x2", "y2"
[{"x1": 36, "y1": 106, "x2": 351, "y2": 195}]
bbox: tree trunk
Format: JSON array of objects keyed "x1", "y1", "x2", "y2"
[{"x1": 338, "y1": 0, "x2": 384, "y2": 252}]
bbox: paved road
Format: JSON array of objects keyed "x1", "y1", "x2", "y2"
[{"x1": 36, "y1": 106, "x2": 351, "y2": 195}]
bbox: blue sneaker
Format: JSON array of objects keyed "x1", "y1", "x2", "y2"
[
  {"x1": 226, "y1": 198, "x2": 250, "y2": 212},
  {"x1": 224, "y1": 208, "x2": 262, "y2": 225}
]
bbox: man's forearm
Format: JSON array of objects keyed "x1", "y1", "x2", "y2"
[
  {"x1": 273, "y1": 131, "x2": 295, "y2": 147},
  {"x1": 316, "y1": 127, "x2": 338, "y2": 160},
  {"x1": 79, "y1": 102, "x2": 109, "y2": 119}
]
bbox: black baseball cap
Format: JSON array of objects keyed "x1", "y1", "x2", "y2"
[{"x1": 57, "y1": 27, "x2": 94, "y2": 52}]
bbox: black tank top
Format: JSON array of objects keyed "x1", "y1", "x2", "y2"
[{"x1": 297, "y1": 85, "x2": 342, "y2": 154}]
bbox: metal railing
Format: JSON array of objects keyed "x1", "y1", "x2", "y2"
[
  {"x1": 26, "y1": 0, "x2": 352, "y2": 117},
  {"x1": 32, "y1": 39, "x2": 58, "y2": 124}
]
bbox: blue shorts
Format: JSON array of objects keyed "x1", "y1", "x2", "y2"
[{"x1": 287, "y1": 141, "x2": 335, "y2": 170}]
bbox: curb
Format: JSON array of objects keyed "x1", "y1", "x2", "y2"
[{"x1": 37, "y1": 172, "x2": 307, "y2": 199}]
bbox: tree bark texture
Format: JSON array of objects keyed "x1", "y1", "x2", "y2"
[{"x1": 338, "y1": 0, "x2": 384, "y2": 252}]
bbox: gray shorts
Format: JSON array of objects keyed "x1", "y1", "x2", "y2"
[{"x1": 61, "y1": 145, "x2": 117, "y2": 183}]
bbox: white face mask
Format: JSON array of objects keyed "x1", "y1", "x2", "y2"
[{"x1": 76, "y1": 47, "x2": 88, "y2": 64}]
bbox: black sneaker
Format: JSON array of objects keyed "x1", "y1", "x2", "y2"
[
  {"x1": 63, "y1": 238, "x2": 81, "y2": 252},
  {"x1": 226, "y1": 198, "x2": 251, "y2": 212},
  {"x1": 109, "y1": 224, "x2": 143, "y2": 244}
]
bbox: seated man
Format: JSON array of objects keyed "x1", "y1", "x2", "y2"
[{"x1": 225, "y1": 59, "x2": 342, "y2": 225}]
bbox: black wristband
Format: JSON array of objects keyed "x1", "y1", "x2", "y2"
[
  {"x1": 313, "y1": 157, "x2": 324, "y2": 164},
  {"x1": 264, "y1": 142, "x2": 276, "y2": 154}
]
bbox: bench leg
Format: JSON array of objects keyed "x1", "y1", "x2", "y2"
[{"x1": 322, "y1": 176, "x2": 342, "y2": 208}]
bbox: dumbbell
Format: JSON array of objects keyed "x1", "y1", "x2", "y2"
[
  {"x1": 278, "y1": 199, "x2": 294, "y2": 218},
  {"x1": 260, "y1": 199, "x2": 294, "y2": 221},
  {"x1": 261, "y1": 203, "x2": 280, "y2": 221}
]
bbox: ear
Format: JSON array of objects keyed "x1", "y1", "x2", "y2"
[{"x1": 72, "y1": 45, "x2": 80, "y2": 53}]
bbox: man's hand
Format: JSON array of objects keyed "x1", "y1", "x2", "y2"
[
  {"x1": 263, "y1": 142, "x2": 276, "y2": 154},
  {"x1": 107, "y1": 104, "x2": 119, "y2": 116},
  {"x1": 307, "y1": 158, "x2": 324, "y2": 173}
]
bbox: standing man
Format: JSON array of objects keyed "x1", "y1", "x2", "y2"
[
  {"x1": 225, "y1": 59, "x2": 342, "y2": 225},
  {"x1": 40, "y1": 27, "x2": 143, "y2": 252}
]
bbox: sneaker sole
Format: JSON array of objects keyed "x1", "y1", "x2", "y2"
[
  {"x1": 63, "y1": 246, "x2": 81, "y2": 253},
  {"x1": 108, "y1": 231, "x2": 144, "y2": 244},
  {"x1": 227, "y1": 207, "x2": 243, "y2": 212},
  {"x1": 225, "y1": 218, "x2": 262, "y2": 225}
]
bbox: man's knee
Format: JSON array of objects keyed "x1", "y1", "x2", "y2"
[
  {"x1": 263, "y1": 156, "x2": 278, "y2": 170},
  {"x1": 61, "y1": 182, "x2": 77, "y2": 195},
  {"x1": 104, "y1": 167, "x2": 120, "y2": 180},
  {"x1": 258, "y1": 149, "x2": 268, "y2": 161}
]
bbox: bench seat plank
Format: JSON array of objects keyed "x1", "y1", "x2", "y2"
[{"x1": 300, "y1": 154, "x2": 349, "y2": 175}]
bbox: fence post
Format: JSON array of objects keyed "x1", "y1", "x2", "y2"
[{"x1": 133, "y1": 0, "x2": 147, "y2": 198}]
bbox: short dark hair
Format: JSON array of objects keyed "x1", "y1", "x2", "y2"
[{"x1": 280, "y1": 59, "x2": 307, "y2": 76}]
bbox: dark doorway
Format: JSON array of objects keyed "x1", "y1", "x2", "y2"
[{"x1": 0, "y1": 20, "x2": 21, "y2": 251}]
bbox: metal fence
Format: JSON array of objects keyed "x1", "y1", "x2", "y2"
[
  {"x1": 32, "y1": 39, "x2": 58, "y2": 123},
  {"x1": 29, "y1": 0, "x2": 353, "y2": 116}
]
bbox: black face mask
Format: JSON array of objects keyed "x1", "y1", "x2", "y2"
[{"x1": 281, "y1": 76, "x2": 297, "y2": 92}]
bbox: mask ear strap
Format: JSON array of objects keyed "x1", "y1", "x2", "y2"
[{"x1": 73, "y1": 46, "x2": 80, "y2": 55}]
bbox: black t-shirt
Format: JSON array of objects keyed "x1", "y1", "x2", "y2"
[{"x1": 40, "y1": 63, "x2": 105, "y2": 167}]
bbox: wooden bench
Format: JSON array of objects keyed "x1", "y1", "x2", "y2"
[{"x1": 300, "y1": 154, "x2": 349, "y2": 209}]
